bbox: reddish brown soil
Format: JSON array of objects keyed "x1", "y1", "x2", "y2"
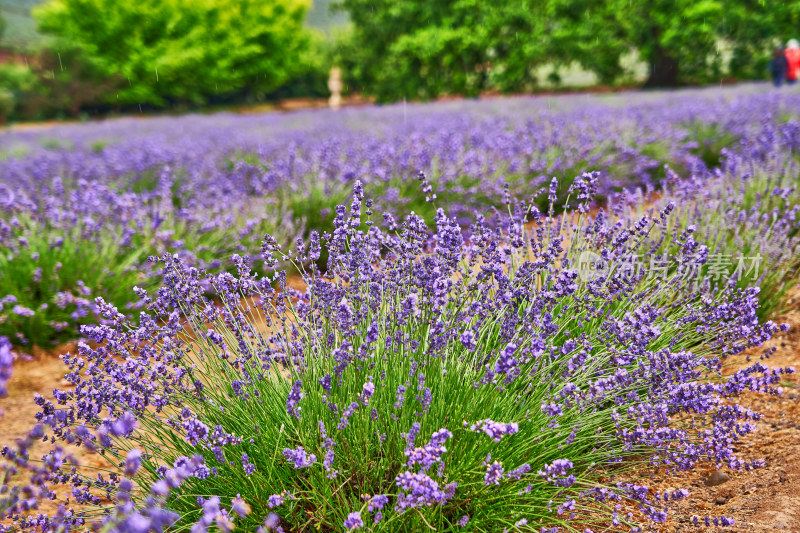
[
  {"x1": 2, "y1": 345, "x2": 76, "y2": 438},
  {"x1": 652, "y1": 290, "x2": 800, "y2": 532},
  {"x1": 0, "y1": 344, "x2": 112, "y2": 518}
]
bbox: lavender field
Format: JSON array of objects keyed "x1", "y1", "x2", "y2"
[{"x1": 1, "y1": 85, "x2": 800, "y2": 532}]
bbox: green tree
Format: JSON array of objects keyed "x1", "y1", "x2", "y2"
[
  {"x1": 268, "y1": 29, "x2": 332, "y2": 100},
  {"x1": 339, "y1": 0, "x2": 797, "y2": 99},
  {"x1": 724, "y1": 1, "x2": 800, "y2": 80},
  {"x1": 563, "y1": 0, "x2": 726, "y2": 87},
  {"x1": 336, "y1": 0, "x2": 556, "y2": 101},
  {"x1": 25, "y1": 47, "x2": 122, "y2": 118},
  {"x1": 552, "y1": 0, "x2": 800, "y2": 87},
  {"x1": 33, "y1": 0, "x2": 313, "y2": 106},
  {"x1": 541, "y1": 0, "x2": 629, "y2": 85}
]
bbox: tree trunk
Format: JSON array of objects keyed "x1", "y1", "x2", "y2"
[
  {"x1": 70, "y1": 101, "x2": 81, "y2": 118},
  {"x1": 644, "y1": 45, "x2": 680, "y2": 87}
]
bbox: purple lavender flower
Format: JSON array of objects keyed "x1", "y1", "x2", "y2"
[
  {"x1": 267, "y1": 494, "x2": 285, "y2": 509},
  {"x1": 367, "y1": 494, "x2": 388, "y2": 513},
  {"x1": 394, "y1": 384, "x2": 407, "y2": 409},
  {"x1": 548, "y1": 177, "x2": 559, "y2": 203},
  {"x1": 494, "y1": 342, "x2": 519, "y2": 375},
  {"x1": 395, "y1": 471, "x2": 456, "y2": 511},
  {"x1": 230, "y1": 495, "x2": 251, "y2": 518},
  {"x1": 282, "y1": 446, "x2": 316, "y2": 469},
  {"x1": 106, "y1": 411, "x2": 137, "y2": 437},
  {"x1": 539, "y1": 459, "x2": 576, "y2": 487},
  {"x1": 343, "y1": 511, "x2": 364, "y2": 530},
  {"x1": 470, "y1": 419, "x2": 519, "y2": 442},
  {"x1": 241, "y1": 453, "x2": 256, "y2": 476},
  {"x1": 405, "y1": 428, "x2": 452, "y2": 472},
  {"x1": 0, "y1": 336, "x2": 13, "y2": 396},
  {"x1": 358, "y1": 378, "x2": 375, "y2": 405},
  {"x1": 459, "y1": 330, "x2": 477, "y2": 351},
  {"x1": 484, "y1": 461, "x2": 505, "y2": 485},
  {"x1": 323, "y1": 448, "x2": 338, "y2": 478},
  {"x1": 124, "y1": 449, "x2": 142, "y2": 477},
  {"x1": 286, "y1": 379, "x2": 303, "y2": 419},
  {"x1": 507, "y1": 463, "x2": 531, "y2": 480},
  {"x1": 11, "y1": 305, "x2": 35, "y2": 317},
  {"x1": 260, "y1": 512, "x2": 281, "y2": 531}
]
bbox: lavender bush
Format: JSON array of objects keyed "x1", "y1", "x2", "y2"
[
  {"x1": 3, "y1": 179, "x2": 793, "y2": 532},
  {"x1": 2, "y1": 86, "x2": 800, "y2": 347},
  {"x1": 613, "y1": 118, "x2": 800, "y2": 320}
]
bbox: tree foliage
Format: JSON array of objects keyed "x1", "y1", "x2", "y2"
[
  {"x1": 338, "y1": 0, "x2": 800, "y2": 99},
  {"x1": 337, "y1": 0, "x2": 557, "y2": 101},
  {"x1": 27, "y1": 47, "x2": 123, "y2": 117},
  {"x1": 33, "y1": 0, "x2": 313, "y2": 106},
  {"x1": 724, "y1": 1, "x2": 800, "y2": 79},
  {"x1": 268, "y1": 29, "x2": 332, "y2": 100},
  {"x1": 555, "y1": 0, "x2": 734, "y2": 86}
]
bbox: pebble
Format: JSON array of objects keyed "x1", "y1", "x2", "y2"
[
  {"x1": 704, "y1": 470, "x2": 730, "y2": 487},
  {"x1": 714, "y1": 496, "x2": 727, "y2": 505}
]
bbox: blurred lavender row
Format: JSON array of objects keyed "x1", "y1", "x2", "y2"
[{"x1": 0, "y1": 85, "x2": 798, "y2": 348}]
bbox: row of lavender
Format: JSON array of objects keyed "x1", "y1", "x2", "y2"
[
  {"x1": 0, "y1": 86, "x2": 797, "y2": 348},
  {"x1": 1, "y1": 127, "x2": 798, "y2": 531},
  {"x1": 0, "y1": 85, "x2": 799, "y2": 531}
]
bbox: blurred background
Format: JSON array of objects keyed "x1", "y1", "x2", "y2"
[{"x1": 1, "y1": 0, "x2": 799, "y2": 123}]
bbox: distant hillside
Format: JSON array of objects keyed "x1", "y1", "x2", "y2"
[
  {"x1": 0, "y1": 0, "x2": 347, "y2": 50},
  {"x1": 0, "y1": 0, "x2": 45, "y2": 49}
]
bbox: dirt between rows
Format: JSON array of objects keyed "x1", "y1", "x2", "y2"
[
  {"x1": 1, "y1": 288, "x2": 799, "y2": 531},
  {"x1": 650, "y1": 288, "x2": 800, "y2": 533}
]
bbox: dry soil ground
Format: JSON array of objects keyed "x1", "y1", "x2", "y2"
[{"x1": 650, "y1": 289, "x2": 800, "y2": 532}]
